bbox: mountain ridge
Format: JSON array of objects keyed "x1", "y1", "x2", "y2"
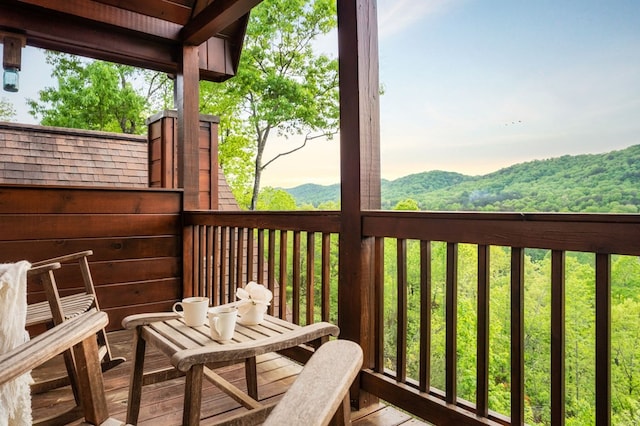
[{"x1": 280, "y1": 144, "x2": 640, "y2": 212}]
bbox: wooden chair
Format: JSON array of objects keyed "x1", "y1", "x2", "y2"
[
  {"x1": 0, "y1": 309, "x2": 114, "y2": 425},
  {"x1": 26, "y1": 251, "x2": 125, "y2": 395},
  {"x1": 216, "y1": 339, "x2": 363, "y2": 426}
]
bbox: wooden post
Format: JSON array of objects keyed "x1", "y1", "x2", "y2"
[
  {"x1": 147, "y1": 110, "x2": 220, "y2": 209},
  {"x1": 337, "y1": 0, "x2": 381, "y2": 409},
  {"x1": 176, "y1": 45, "x2": 201, "y2": 211}
]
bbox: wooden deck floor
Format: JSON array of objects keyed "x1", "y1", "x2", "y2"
[{"x1": 30, "y1": 329, "x2": 429, "y2": 425}]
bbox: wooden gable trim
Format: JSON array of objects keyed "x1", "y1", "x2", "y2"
[{"x1": 180, "y1": 0, "x2": 260, "y2": 45}]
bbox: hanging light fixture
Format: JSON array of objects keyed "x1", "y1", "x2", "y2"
[{"x1": 2, "y1": 33, "x2": 26, "y2": 93}]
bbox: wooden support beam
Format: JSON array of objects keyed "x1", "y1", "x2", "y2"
[
  {"x1": 337, "y1": 0, "x2": 381, "y2": 409},
  {"x1": 176, "y1": 44, "x2": 201, "y2": 210}
]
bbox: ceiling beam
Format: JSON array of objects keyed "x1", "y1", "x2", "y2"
[
  {"x1": 93, "y1": 0, "x2": 192, "y2": 25},
  {"x1": 180, "y1": 0, "x2": 261, "y2": 45},
  {"x1": 16, "y1": 0, "x2": 182, "y2": 40}
]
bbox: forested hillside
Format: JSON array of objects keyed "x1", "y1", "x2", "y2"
[{"x1": 283, "y1": 144, "x2": 640, "y2": 212}]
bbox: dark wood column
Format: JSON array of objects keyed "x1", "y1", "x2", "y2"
[
  {"x1": 337, "y1": 0, "x2": 381, "y2": 407},
  {"x1": 176, "y1": 44, "x2": 201, "y2": 211}
]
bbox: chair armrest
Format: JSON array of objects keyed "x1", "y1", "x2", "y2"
[
  {"x1": 0, "y1": 309, "x2": 108, "y2": 386},
  {"x1": 30, "y1": 250, "x2": 94, "y2": 268},
  {"x1": 27, "y1": 262, "x2": 61, "y2": 277},
  {"x1": 264, "y1": 340, "x2": 363, "y2": 426}
]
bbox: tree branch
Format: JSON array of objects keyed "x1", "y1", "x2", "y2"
[{"x1": 261, "y1": 130, "x2": 337, "y2": 171}]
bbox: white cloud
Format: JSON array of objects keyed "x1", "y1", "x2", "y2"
[{"x1": 377, "y1": 0, "x2": 457, "y2": 39}]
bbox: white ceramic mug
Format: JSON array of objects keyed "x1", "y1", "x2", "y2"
[
  {"x1": 208, "y1": 306, "x2": 238, "y2": 341},
  {"x1": 172, "y1": 297, "x2": 209, "y2": 326}
]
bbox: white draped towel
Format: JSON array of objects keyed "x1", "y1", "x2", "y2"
[{"x1": 0, "y1": 261, "x2": 33, "y2": 426}]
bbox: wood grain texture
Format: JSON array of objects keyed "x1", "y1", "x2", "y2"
[
  {"x1": 264, "y1": 340, "x2": 363, "y2": 426},
  {"x1": 0, "y1": 185, "x2": 183, "y2": 332}
]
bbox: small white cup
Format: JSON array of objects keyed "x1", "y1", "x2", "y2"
[
  {"x1": 208, "y1": 306, "x2": 238, "y2": 341},
  {"x1": 172, "y1": 297, "x2": 209, "y2": 327}
]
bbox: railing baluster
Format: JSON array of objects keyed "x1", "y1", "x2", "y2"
[
  {"x1": 183, "y1": 224, "x2": 194, "y2": 298},
  {"x1": 321, "y1": 233, "x2": 331, "y2": 322},
  {"x1": 236, "y1": 227, "x2": 244, "y2": 287},
  {"x1": 374, "y1": 237, "x2": 385, "y2": 372},
  {"x1": 220, "y1": 226, "x2": 228, "y2": 304},
  {"x1": 595, "y1": 253, "x2": 611, "y2": 426},
  {"x1": 476, "y1": 244, "x2": 489, "y2": 417},
  {"x1": 212, "y1": 226, "x2": 220, "y2": 304},
  {"x1": 197, "y1": 225, "x2": 204, "y2": 297},
  {"x1": 247, "y1": 228, "x2": 254, "y2": 282},
  {"x1": 228, "y1": 227, "x2": 236, "y2": 302},
  {"x1": 551, "y1": 250, "x2": 565, "y2": 425},
  {"x1": 397, "y1": 238, "x2": 407, "y2": 383},
  {"x1": 257, "y1": 229, "x2": 265, "y2": 284},
  {"x1": 279, "y1": 230, "x2": 288, "y2": 320},
  {"x1": 268, "y1": 229, "x2": 276, "y2": 315},
  {"x1": 445, "y1": 242, "x2": 458, "y2": 404},
  {"x1": 511, "y1": 247, "x2": 525, "y2": 425},
  {"x1": 306, "y1": 232, "x2": 315, "y2": 325},
  {"x1": 292, "y1": 231, "x2": 301, "y2": 325},
  {"x1": 419, "y1": 240, "x2": 431, "y2": 393},
  {"x1": 205, "y1": 226, "x2": 213, "y2": 300}
]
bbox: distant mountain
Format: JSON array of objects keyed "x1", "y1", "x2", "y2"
[{"x1": 281, "y1": 145, "x2": 640, "y2": 213}]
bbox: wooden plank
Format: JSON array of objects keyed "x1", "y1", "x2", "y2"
[
  {"x1": 0, "y1": 214, "x2": 180, "y2": 240},
  {"x1": 0, "y1": 186, "x2": 181, "y2": 214},
  {"x1": 185, "y1": 211, "x2": 342, "y2": 234},
  {"x1": 361, "y1": 370, "x2": 503, "y2": 426},
  {"x1": 0, "y1": 236, "x2": 180, "y2": 264},
  {"x1": 419, "y1": 240, "x2": 431, "y2": 393},
  {"x1": 510, "y1": 247, "x2": 525, "y2": 425},
  {"x1": 362, "y1": 212, "x2": 640, "y2": 256},
  {"x1": 279, "y1": 230, "x2": 288, "y2": 319},
  {"x1": 292, "y1": 231, "x2": 301, "y2": 325},
  {"x1": 374, "y1": 237, "x2": 384, "y2": 372},
  {"x1": 321, "y1": 233, "x2": 331, "y2": 322},
  {"x1": 476, "y1": 245, "x2": 490, "y2": 417},
  {"x1": 551, "y1": 250, "x2": 566, "y2": 425},
  {"x1": 445, "y1": 243, "x2": 457, "y2": 404},
  {"x1": 396, "y1": 239, "x2": 407, "y2": 383},
  {"x1": 305, "y1": 232, "x2": 315, "y2": 325},
  {"x1": 264, "y1": 340, "x2": 363, "y2": 426},
  {"x1": 268, "y1": 230, "x2": 276, "y2": 316},
  {"x1": 595, "y1": 253, "x2": 611, "y2": 426}
]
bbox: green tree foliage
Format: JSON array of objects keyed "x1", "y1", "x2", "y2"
[
  {"x1": 27, "y1": 52, "x2": 168, "y2": 134},
  {"x1": 393, "y1": 198, "x2": 420, "y2": 211},
  {"x1": 255, "y1": 187, "x2": 297, "y2": 210},
  {"x1": 218, "y1": 0, "x2": 339, "y2": 210},
  {"x1": 0, "y1": 97, "x2": 16, "y2": 121}
]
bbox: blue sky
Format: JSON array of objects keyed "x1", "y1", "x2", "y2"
[{"x1": 3, "y1": 0, "x2": 640, "y2": 188}]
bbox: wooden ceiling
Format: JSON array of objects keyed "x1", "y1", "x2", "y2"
[{"x1": 0, "y1": 0, "x2": 264, "y2": 81}]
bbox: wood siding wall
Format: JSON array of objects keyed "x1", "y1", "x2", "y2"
[{"x1": 0, "y1": 185, "x2": 183, "y2": 331}]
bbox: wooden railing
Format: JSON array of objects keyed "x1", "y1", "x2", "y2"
[
  {"x1": 184, "y1": 209, "x2": 640, "y2": 426},
  {"x1": 183, "y1": 211, "x2": 340, "y2": 325}
]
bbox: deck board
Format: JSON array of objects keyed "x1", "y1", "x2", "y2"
[{"x1": 30, "y1": 329, "x2": 428, "y2": 425}]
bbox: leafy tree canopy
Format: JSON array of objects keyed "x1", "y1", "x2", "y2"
[
  {"x1": 201, "y1": 0, "x2": 339, "y2": 210},
  {"x1": 27, "y1": 52, "x2": 170, "y2": 134}
]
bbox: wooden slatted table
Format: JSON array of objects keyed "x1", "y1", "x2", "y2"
[{"x1": 122, "y1": 307, "x2": 340, "y2": 426}]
